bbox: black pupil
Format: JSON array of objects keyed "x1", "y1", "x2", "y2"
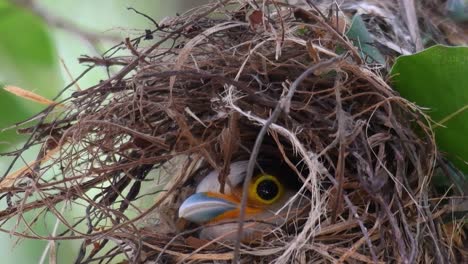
[{"x1": 256, "y1": 179, "x2": 279, "y2": 201}]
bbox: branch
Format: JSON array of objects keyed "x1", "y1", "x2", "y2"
[{"x1": 13, "y1": 0, "x2": 121, "y2": 47}]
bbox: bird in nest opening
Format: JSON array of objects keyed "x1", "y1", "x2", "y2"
[{"x1": 178, "y1": 160, "x2": 305, "y2": 242}]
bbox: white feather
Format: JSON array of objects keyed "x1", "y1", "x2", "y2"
[{"x1": 195, "y1": 160, "x2": 249, "y2": 193}]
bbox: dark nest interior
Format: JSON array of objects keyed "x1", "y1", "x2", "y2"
[{"x1": 0, "y1": 1, "x2": 466, "y2": 263}]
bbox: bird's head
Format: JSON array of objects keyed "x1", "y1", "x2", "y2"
[{"x1": 178, "y1": 160, "x2": 302, "y2": 241}]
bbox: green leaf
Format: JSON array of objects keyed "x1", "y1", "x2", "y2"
[
  {"x1": 346, "y1": 14, "x2": 385, "y2": 65},
  {"x1": 0, "y1": 2, "x2": 62, "y2": 151},
  {"x1": 390, "y1": 45, "x2": 468, "y2": 175}
]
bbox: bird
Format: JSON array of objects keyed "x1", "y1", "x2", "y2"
[{"x1": 178, "y1": 160, "x2": 303, "y2": 242}]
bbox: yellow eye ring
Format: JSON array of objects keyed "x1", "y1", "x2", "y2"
[{"x1": 248, "y1": 174, "x2": 284, "y2": 205}]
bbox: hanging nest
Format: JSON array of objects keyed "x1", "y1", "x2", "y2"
[{"x1": 0, "y1": 1, "x2": 466, "y2": 263}]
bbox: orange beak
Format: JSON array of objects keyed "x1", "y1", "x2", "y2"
[{"x1": 178, "y1": 192, "x2": 262, "y2": 224}]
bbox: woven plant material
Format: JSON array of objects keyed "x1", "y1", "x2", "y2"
[{"x1": 0, "y1": 1, "x2": 465, "y2": 263}]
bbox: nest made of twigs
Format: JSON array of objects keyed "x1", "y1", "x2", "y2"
[{"x1": 1, "y1": 1, "x2": 465, "y2": 263}]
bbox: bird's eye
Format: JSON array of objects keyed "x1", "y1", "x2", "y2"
[{"x1": 248, "y1": 174, "x2": 284, "y2": 205}]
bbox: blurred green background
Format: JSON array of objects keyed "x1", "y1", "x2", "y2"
[{"x1": 0, "y1": 0, "x2": 206, "y2": 262}]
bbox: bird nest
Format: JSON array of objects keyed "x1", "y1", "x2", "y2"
[{"x1": 0, "y1": 1, "x2": 464, "y2": 263}]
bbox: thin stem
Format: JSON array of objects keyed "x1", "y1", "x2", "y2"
[{"x1": 232, "y1": 56, "x2": 343, "y2": 263}]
